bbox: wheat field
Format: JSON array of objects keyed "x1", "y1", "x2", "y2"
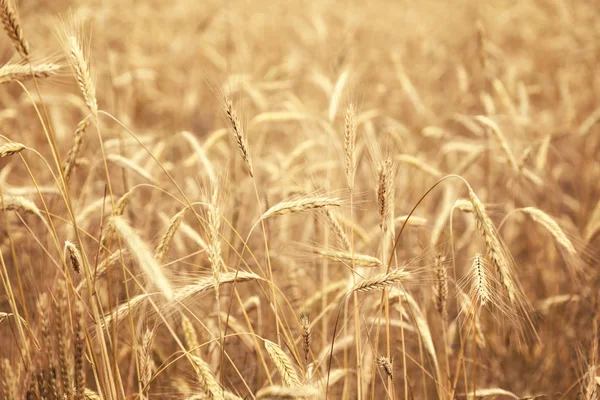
[{"x1": 0, "y1": 0, "x2": 599, "y2": 399}]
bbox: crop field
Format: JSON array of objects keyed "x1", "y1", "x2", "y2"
[{"x1": 0, "y1": 0, "x2": 599, "y2": 399}]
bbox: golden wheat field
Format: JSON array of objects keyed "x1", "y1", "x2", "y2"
[{"x1": 0, "y1": 0, "x2": 599, "y2": 398}]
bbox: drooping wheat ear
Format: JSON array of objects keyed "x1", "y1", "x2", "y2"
[
  {"x1": 182, "y1": 314, "x2": 200, "y2": 356},
  {"x1": 224, "y1": 96, "x2": 253, "y2": 177},
  {"x1": 377, "y1": 158, "x2": 394, "y2": 233},
  {"x1": 100, "y1": 189, "x2": 133, "y2": 250},
  {"x1": 474, "y1": 116, "x2": 518, "y2": 172},
  {"x1": 206, "y1": 188, "x2": 222, "y2": 287},
  {"x1": 155, "y1": 207, "x2": 187, "y2": 264},
  {"x1": 256, "y1": 385, "x2": 320, "y2": 399},
  {"x1": 0, "y1": 312, "x2": 11, "y2": 323},
  {"x1": 0, "y1": 141, "x2": 25, "y2": 157},
  {"x1": 319, "y1": 249, "x2": 381, "y2": 268},
  {"x1": 468, "y1": 188, "x2": 516, "y2": 303},
  {"x1": 74, "y1": 301, "x2": 85, "y2": 400},
  {"x1": 64, "y1": 240, "x2": 83, "y2": 274},
  {"x1": 260, "y1": 197, "x2": 342, "y2": 220},
  {"x1": 180, "y1": 130, "x2": 216, "y2": 184},
  {"x1": 264, "y1": 339, "x2": 302, "y2": 387},
  {"x1": 377, "y1": 356, "x2": 393, "y2": 381},
  {"x1": 1, "y1": 358, "x2": 18, "y2": 399},
  {"x1": 111, "y1": 215, "x2": 174, "y2": 300},
  {"x1": 475, "y1": 20, "x2": 488, "y2": 74},
  {"x1": 102, "y1": 293, "x2": 151, "y2": 329},
  {"x1": 454, "y1": 198, "x2": 474, "y2": 213},
  {"x1": 140, "y1": 328, "x2": 155, "y2": 396},
  {"x1": 64, "y1": 116, "x2": 90, "y2": 181},
  {"x1": 324, "y1": 210, "x2": 351, "y2": 250},
  {"x1": 107, "y1": 154, "x2": 157, "y2": 183},
  {"x1": 173, "y1": 271, "x2": 262, "y2": 304},
  {"x1": 84, "y1": 388, "x2": 101, "y2": 399},
  {"x1": 521, "y1": 207, "x2": 577, "y2": 256},
  {"x1": 434, "y1": 255, "x2": 448, "y2": 317},
  {"x1": 0, "y1": 62, "x2": 60, "y2": 84},
  {"x1": 76, "y1": 249, "x2": 124, "y2": 292},
  {"x1": 396, "y1": 154, "x2": 443, "y2": 178},
  {"x1": 0, "y1": 0, "x2": 28, "y2": 58},
  {"x1": 2, "y1": 195, "x2": 42, "y2": 217},
  {"x1": 352, "y1": 268, "x2": 409, "y2": 293},
  {"x1": 55, "y1": 280, "x2": 74, "y2": 399},
  {"x1": 67, "y1": 35, "x2": 98, "y2": 118},
  {"x1": 470, "y1": 253, "x2": 491, "y2": 306},
  {"x1": 344, "y1": 103, "x2": 357, "y2": 189},
  {"x1": 190, "y1": 355, "x2": 224, "y2": 400},
  {"x1": 300, "y1": 313, "x2": 311, "y2": 364}
]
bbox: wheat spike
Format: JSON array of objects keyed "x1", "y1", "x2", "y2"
[
  {"x1": 344, "y1": 103, "x2": 357, "y2": 189},
  {"x1": 140, "y1": 328, "x2": 156, "y2": 396},
  {"x1": 264, "y1": 339, "x2": 302, "y2": 387},
  {"x1": 470, "y1": 253, "x2": 491, "y2": 306},
  {"x1": 224, "y1": 96, "x2": 253, "y2": 177},
  {"x1": 377, "y1": 356, "x2": 393, "y2": 381},
  {"x1": 155, "y1": 207, "x2": 187, "y2": 264},
  {"x1": 64, "y1": 117, "x2": 90, "y2": 182},
  {"x1": 67, "y1": 35, "x2": 98, "y2": 118},
  {"x1": 190, "y1": 355, "x2": 224, "y2": 400},
  {"x1": 65, "y1": 240, "x2": 83, "y2": 274},
  {"x1": 434, "y1": 254, "x2": 448, "y2": 317},
  {"x1": 111, "y1": 215, "x2": 174, "y2": 299},
  {"x1": 352, "y1": 269, "x2": 409, "y2": 293},
  {"x1": 55, "y1": 280, "x2": 74, "y2": 399},
  {"x1": 377, "y1": 158, "x2": 394, "y2": 233},
  {"x1": 0, "y1": 62, "x2": 60, "y2": 84},
  {"x1": 261, "y1": 197, "x2": 342, "y2": 220},
  {"x1": 468, "y1": 188, "x2": 516, "y2": 303},
  {"x1": 0, "y1": 141, "x2": 25, "y2": 158},
  {"x1": 182, "y1": 315, "x2": 200, "y2": 356},
  {"x1": 300, "y1": 313, "x2": 311, "y2": 365},
  {"x1": 0, "y1": 0, "x2": 29, "y2": 58},
  {"x1": 318, "y1": 249, "x2": 381, "y2": 268},
  {"x1": 521, "y1": 207, "x2": 576, "y2": 256},
  {"x1": 324, "y1": 210, "x2": 351, "y2": 250},
  {"x1": 74, "y1": 301, "x2": 86, "y2": 400}
]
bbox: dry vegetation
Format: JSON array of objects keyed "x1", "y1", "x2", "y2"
[{"x1": 1, "y1": 0, "x2": 600, "y2": 399}]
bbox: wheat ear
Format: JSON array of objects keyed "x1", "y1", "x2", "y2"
[
  {"x1": 260, "y1": 197, "x2": 342, "y2": 220},
  {"x1": 64, "y1": 117, "x2": 90, "y2": 182},
  {"x1": 66, "y1": 35, "x2": 98, "y2": 118},
  {"x1": 111, "y1": 215, "x2": 174, "y2": 300},
  {"x1": 352, "y1": 269, "x2": 409, "y2": 293},
  {"x1": 521, "y1": 207, "x2": 576, "y2": 256},
  {"x1": 190, "y1": 355, "x2": 224, "y2": 400},
  {"x1": 264, "y1": 339, "x2": 302, "y2": 387},
  {"x1": 344, "y1": 103, "x2": 357, "y2": 189},
  {"x1": 0, "y1": 62, "x2": 60, "y2": 84},
  {"x1": 0, "y1": 141, "x2": 25, "y2": 157},
  {"x1": 224, "y1": 96, "x2": 253, "y2": 177},
  {"x1": 64, "y1": 240, "x2": 83, "y2": 274},
  {"x1": 434, "y1": 255, "x2": 448, "y2": 317},
  {"x1": 0, "y1": 0, "x2": 29, "y2": 58}
]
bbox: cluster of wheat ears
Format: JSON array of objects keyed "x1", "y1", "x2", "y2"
[{"x1": 0, "y1": 0, "x2": 599, "y2": 399}]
